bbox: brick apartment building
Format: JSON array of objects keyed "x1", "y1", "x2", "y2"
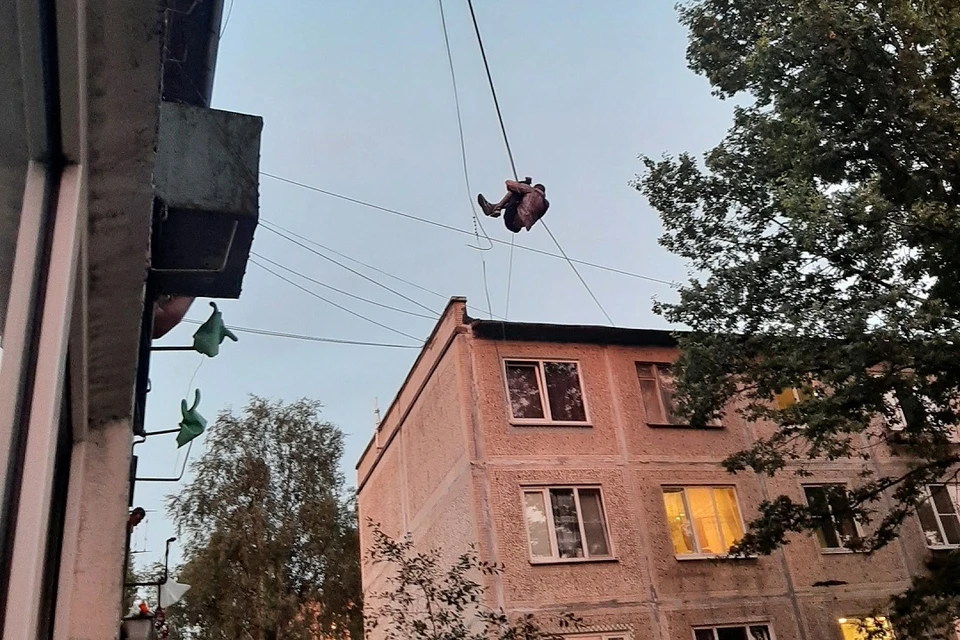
[{"x1": 357, "y1": 298, "x2": 951, "y2": 640}]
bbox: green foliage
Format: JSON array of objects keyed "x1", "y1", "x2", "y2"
[
  {"x1": 167, "y1": 397, "x2": 362, "y2": 640},
  {"x1": 364, "y1": 522, "x2": 581, "y2": 640},
  {"x1": 635, "y1": 0, "x2": 960, "y2": 636}
]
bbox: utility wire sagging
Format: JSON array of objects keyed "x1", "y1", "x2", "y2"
[{"x1": 258, "y1": 174, "x2": 676, "y2": 286}]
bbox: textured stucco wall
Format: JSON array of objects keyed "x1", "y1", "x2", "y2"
[{"x1": 359, "y1": 311, "x2": 938, "y2": 640}]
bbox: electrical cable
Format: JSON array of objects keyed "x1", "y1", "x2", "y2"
[
  {"x1": 258, "y1": 175, "x2": 675, "y2": 286},
  {"x1": 249, "y1": 258, "x2": 424, "y2": 342},
  {"x1": 437, "y1": 0, "x2": 495, "y2": 321},
  {"x1": 258, "y1": 224, "x2": 440, "y2": 315},
  {"x1": 259, "y1": 219, "x2": 508, "y2": 320},
  {"x1": 179, "y1": 318, "x2": 421, "y2": 349},
  {"x1": 464, "y1": 0, "x2": 614, "y2": 325},
  {"x1": 250, "y1": 251, "x2": 436, "y2": 320}
]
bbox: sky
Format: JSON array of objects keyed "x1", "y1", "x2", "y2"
[{"x1": 130, "y1": 0, "x2": 736, "y2": 570}]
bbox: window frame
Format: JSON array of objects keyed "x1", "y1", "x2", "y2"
[
  {"x1": 503, "y1": 358, "x2": 590, "y2": 425},
  {"x1": 691, "y1": 622, "x2": 775, "y2": 640},
  {"x1": 917, "y1": 482, "x2": 960, "y2": 550},
  {"x1": 565, "y1": 632, "x2": 629, "y2": 640},
  {"x1": 838, "y1": 616, "x2": 894, "y2": 640},
  {"x1": 661, "y1": 485, "x2": 748, "y2": 560},
  {"x1": 520, "y1": 485, "x2": 614, "y2": 564},
  {"x1": 636, "y1": 362, "x2": 722, "y2": 428},
  {"x1": 802, "y1": 483, "x2": 864, "y2": 554}
]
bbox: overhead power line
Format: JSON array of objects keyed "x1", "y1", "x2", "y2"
[
  {"x1": 258, "y1": 224, "x2": 439, "y2": 315},
  {"x1": 250, "y1": 258, "x2": 424, "y2": 342},
  {"x1": 180, "y1": 318, "x2": 421, "y2": 349},
  {"x1": 250, "y1": 251, "x2": 436, "y2": 320},
  {"x1": 437, "y1": 0, "x2": 495, "y2": 320},
  {"x1": 464, "y1": 0, "x2": 613, "y2": 325},
  {"x1": 258, "y1": 173, "x2": 675, "y2": 286},
  {"x1": 259, "y1": 219, "x2": 507, "y2": 320}
]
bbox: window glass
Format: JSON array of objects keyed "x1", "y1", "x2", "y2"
[
  {"x1": 663, "y1": 488, "x2": 695, "y2": 554},
  {"x1": 506, "y1": 362, "x2": 544, "y2": 419},
  {"x1": 544, "y1": 362, "x2": 586, "y2": 422},
  {"x1": 578, "y1": 488, "x2": 609, "y2": 556},
  {"x1": 523, "y1": 491, "x2": 552, "y2": 559},
  {"x1": 550, "y1": 488, "x2": 584, "y2": 558}
]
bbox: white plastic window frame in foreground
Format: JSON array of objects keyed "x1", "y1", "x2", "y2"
[
  {"x1": 661, "y1": 485, "x2": 747, "y2": 559},
  {"x1": 521, "y1": 485, "x2": 613, "y2": 563},
  {"x1": 693, "y1": 623, "x2": 774, "y2": 640},
  {"x1": 503, "y1": 359, "x2": 590, "y2": 425}
]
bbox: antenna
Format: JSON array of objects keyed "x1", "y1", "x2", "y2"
[{"x1": 373, "y1": 398, "x2": 381, "y2": 428}]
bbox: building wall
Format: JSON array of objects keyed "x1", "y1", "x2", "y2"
[
  {"x1": 465, "y1": 334, "x2": 924, "y2": 640},
  {"x1": 358, "y1": 302, "x2": 480, "y2": 602},
  {"x1": 358, "y1": 309, "x2": 936, "y2": 640}
]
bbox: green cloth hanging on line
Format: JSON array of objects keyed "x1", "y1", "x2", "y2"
[
  {"x1": 192, "y1": 302, "x2": 238, "y2": 357},
  {"x1": 177, "y1": 389, "x2": 207, "y2": 448}
]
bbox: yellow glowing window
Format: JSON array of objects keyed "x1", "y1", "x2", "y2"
[
  {"x1": 839, "y1": 617, "x2": 894, "y2": 640},
  {"x1": 661, "y1": 486, "x2": 745, "y2": 556},
  {"x1": 775, "y1": 386, "x2": 815, "y2": 410}
]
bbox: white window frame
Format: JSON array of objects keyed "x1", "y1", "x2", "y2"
[
  {"x1": 692, "y1": 623, "x2": 775, "y2": 640},
  {"x1": 636, "y1": 362, "x2": 722, "y2": 427},
  {"x1": 521, "y1": 485, "x2": 613, "y2": 563},
  {"x1": 662, "y1": 485, "x2": 748, "y2": 559},
  {"x1": 566, "y1": 632, "x2": 629, "y2": 640},
  {"x1": 918, "y1": 483, "x2": 960, "y2": 550},
  {"x1": 503, "y1": 358, "x2": 590, "y2": 425},
  {"x1": 883, "y1": 390, "x2": 960, "y2": 443},
  {"x1": 802, "y1": 483, "x2": 864, "y2": 554}
]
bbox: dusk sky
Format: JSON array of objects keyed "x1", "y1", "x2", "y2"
[{"x1": 131, "y1": 1, "x2": 736, "y2": 569}]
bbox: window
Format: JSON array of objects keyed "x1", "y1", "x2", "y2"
[
  {"x1": 637, "y1": 363, "x2": 680, "y2": 425},
  {"x1": 505, "y1": 360, "x2": 587, "y2": 423},
  {"x1": 803, "y1": 485, "x2": 861, "y2": 551},
  {"x1": 839, "y1": 617, "x2": 895, "y2": 640},
  {"x1": 694, "y1": 624, "x2": 772, "y2": 640},
  {"x1": 522, "y1": 487, "x2": 611, "y2": 561},
  {"x1": 661, "y1": 486, "x2": 744, "y2": 557},
  {"x1": 637, "y1": 363, "x2": 721, "y2": 427},
  {"x1": 775, "y1": 386, "x2": 815, "y2": 410},
  {"x1": 884, "y1": 389, "x2": 960, "y2": 443},
  {"x1": 916, "y1": 483, "x2": 960, "y2": 548},
  {"x1": 566, "y1": 634, "x2": 626, "y2": 640}
]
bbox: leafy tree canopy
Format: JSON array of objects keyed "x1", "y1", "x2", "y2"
[
  {"x1": 166, "y1": 397, "x2": 362, "y2": 640},
  {"x1": 637, "y1": 1, "x2": 960, "y2": 636}
]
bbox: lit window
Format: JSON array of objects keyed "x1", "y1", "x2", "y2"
[
  {"x1": 839, "y1": 617, "x2": 895, "y2": 640},
  {"x1": 504, "y1": 360, "x2": 587, "y2": 423},
  {"x1": 775, "y1": 386, "x2": 816, "y2": 410},
  {"x1": 661, "y1": 486, "x2": 744, "y2": 557},
  {"x1": 803, "y1": 485, "x2": 862, "y2": 551},
  {"x1": 522, "y1": 487, "x2": 611, "y2": 561},
  {"x1": 916, "y1": 483, "x2": 960, "y2": 548},
  {"x1": 694, "y1": 624, "x2": 772, "y2": 640}
]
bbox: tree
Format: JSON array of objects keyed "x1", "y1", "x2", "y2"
[
  {"x1": 635, "y1": 0, "x2": 960, "y2": 636},
  {"x1": 167, "y1": 397, "x2": 362, "y2": 640},
  {"x1": 364, "y1": 522, "x2": 580, "y2": 640}
]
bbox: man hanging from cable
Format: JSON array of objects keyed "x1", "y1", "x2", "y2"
[{"x1": 477, "y1": 177, "x2": 548, "y2": 233}]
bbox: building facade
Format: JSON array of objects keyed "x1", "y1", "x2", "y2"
[
  {"x1": 357, "y1": 298, "x2": 943, "y2": 640},
  {"x1": 0, "y1": 1, "x2": 258, "y2": 637}
]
